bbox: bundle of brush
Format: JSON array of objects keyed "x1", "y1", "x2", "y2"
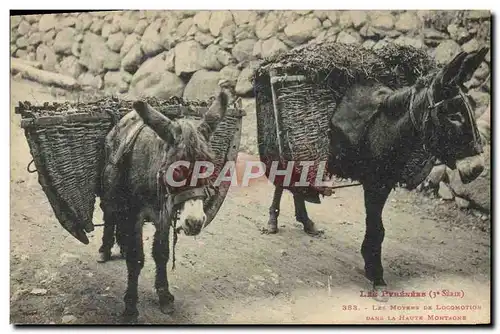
[
  {"x1": 16, "y1": 95, "x2": 216, "y2": 119},
  {"x1": 255, "y1": 41, "x2": 437, "y2": 93}
]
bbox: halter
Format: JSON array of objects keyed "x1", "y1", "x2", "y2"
[
  {"x1": 408, "y1": 85, "x2": 480, "y2": 153},
  {"x1": 157, "y1": 167, "x2": 215, "y2": 270}
]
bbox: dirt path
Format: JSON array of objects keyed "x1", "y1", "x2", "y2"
[{"x1": 10, "y1": 78, "x2": 490, "y2": 324}]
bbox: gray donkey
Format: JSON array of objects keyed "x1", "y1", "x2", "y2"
[{"x1": 99, "y1": 91, "x2": 229, "y2": 322}]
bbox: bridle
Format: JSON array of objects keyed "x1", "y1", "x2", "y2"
[
  {"x1": 408, "y1": 84, "x2": 480, "y2": 153},
  {"x1": 157, "y1": 166, "x2": 216, "y2": 270}
]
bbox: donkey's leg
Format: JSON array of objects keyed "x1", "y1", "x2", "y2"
[
  {"x1": 152, "y1": 228, "x2": 174, "y2": 314},
  {"x1": 115, "y1": 220, "x2": 127, "y2": 259},
  {"x1": 267, "y1": 186, "x2": 283, "y2": 233},
  {"x1": 97, "y1": 210, "x2": 116, "y2": 263},
  {"x1": 122, "y1": 213, "x2": 144, "y2": 322},
  {"x1": 361, "y1": 182, "x2": 391, "y2": 298},
  {"x1": 293, "y1": 193, "x2": 322, "y2": 236}
]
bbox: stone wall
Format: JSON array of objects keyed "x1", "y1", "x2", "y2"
[
  {"x1": 10, "y1": 10, "x2": 491, "y2": 102},
  {"x1": 10, "y1": 10, "x2": 491, "y2": 212}
]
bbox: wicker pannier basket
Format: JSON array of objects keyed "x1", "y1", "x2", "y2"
[
  {"x1": 16, "y1": 98, "x2": 245, "y2": 244},
  {"x1": 254, "y1": 42, "x2": 439, "y2": 200}
]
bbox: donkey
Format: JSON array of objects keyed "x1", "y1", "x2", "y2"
[
  {"x1": 265, "y1": 48, "x2": 489, "y2": 297},
  {"x1": 99, "y1": 91, "x2": 228, "y2": 321}
]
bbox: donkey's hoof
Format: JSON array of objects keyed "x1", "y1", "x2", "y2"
[
  {"x1": 121, "y1": 310, "x2": 139, "y2": 323},
  {"x1": 160, "y1": 301, "x2": 175, "y2": 315},
  {"x1": 373, "y1": 285, "x2": 389, "y2": 303},
  {"x1": 302, "y1": 220, "x2": 323, "y2": 236},
  {"x1": 97, "y1": 251, "x2": 111, "y2": 263},
  {"x1": 266, "y1": 224, "x2": 278, "y2": 234}
]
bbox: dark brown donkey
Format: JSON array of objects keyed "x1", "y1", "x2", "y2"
[{"x1": 265, "y1": 48, "x2": 488, "y2": 297}]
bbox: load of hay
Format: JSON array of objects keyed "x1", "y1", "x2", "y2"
[{"x1": 254, "y1": 42, "x2": 439, "y2": 195}]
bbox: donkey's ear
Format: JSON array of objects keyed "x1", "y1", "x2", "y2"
[
  {"x1": 455, "y1": 47, "x2": 489, "y2": 84},
  {"x1": 133, "y1": 100, "x2": 176, "y2": 144},
  {"x1": 440, "y1": 51, "x2": 468, "y2": 86}
]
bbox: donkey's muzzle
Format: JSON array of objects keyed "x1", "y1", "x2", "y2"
[{"x1": 456, "y1": 155, "x2": 484, "y2": 184}]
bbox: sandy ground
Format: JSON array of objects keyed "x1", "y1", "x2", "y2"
[{"x1": 10, "y1": 78, "x2": 491, "y2": 324}]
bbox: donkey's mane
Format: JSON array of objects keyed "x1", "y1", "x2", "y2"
[{"x1": 170, "y1": 119, "x2": 214, "y2": 162}]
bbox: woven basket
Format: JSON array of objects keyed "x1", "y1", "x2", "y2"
[
  {"x1": 17, "y1": 98, "x2": 245, "y2": 244},
  {"x1": 255, "y1": 68, "x2": 335, "y2": 198}
]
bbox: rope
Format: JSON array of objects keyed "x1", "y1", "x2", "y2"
[{"x1": 26, "y1": 159, "x2": 37, "y2": 173}]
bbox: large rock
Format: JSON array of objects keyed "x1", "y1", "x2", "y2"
[
  {"x1": 447, "y1": 24, "x2": 471, "y2": 43},
  {"x1": 58, "y1": 56, "x2": 83, "y2": 79},
  {"x1": 121, "y1": 44, "x2": 144, "y2": 74},
  {"x1": 474, "y1": 62, "x2": 490, "y2": 81},
  {"x1": 107, "y1": 32, "x2": 125, "y2": 52},
  {"x1": 461, "y1": 38, "x2": 480, "y2": 53},
  {"x1": 183, "y1": 70, "x2": 221, "y2": 101},
  {"x1": 35, "y1": 44, "x2": 58, "y2": 71},
  {"x1": 371, "y1": 12, "x2": 395, "y2": 30},
  {"x1": 57, "y1": 17, "x2": 77, "y2": 29},
  {"x1": 426, "y1": 164, "x2": 447, "y2": 187},
  {"x1": 130, "y1": 71, "x2": 185, "y2": 99},
  {"x1": 261, "y1": 37, "x2": 288, "y2": 59},
  {"x1": 104, "y1": 70, "x2": 125, "y2": 91},
  {"x1": 231, "y1": 10, "x2": 258, "y2": 25},
  {"x1": 438, "y1": 181, "x2": 454, "y2": 200},
  {"x1": 219, "y1": 65, "x2": 241, "y2": 86},
  {"x1": 255, "y1": 16, "x2": 279, "y2": 40},
  {"x1": 38, "y1": 14, "x2": 57, "y2": 32},
  {"x1": 79, "y1": 32, "x2": 121, "y2": 74},
  {"x1": 434, "y1": 40, "x2": 462, "y2": 65},
  {"x1": 448, "y1": 152, "x2": 491, "y2": 213},
  {"x1": 90, "y1": 19, "x2": 104, "y2": 34},
  {"x1": 174, "y1": 40, "x2": 204, "y2": 76},
  {"x1": 53, "y1": 28, "x2": 76, "y2": 55},
  {"x1": 336, "y1": 31, "x2": 361, "y2": 44},
  {"x1": 16, "y1": 37, "x2": 28, "y2": 49},
  {"x1": 134, "y1": 20, "x2": 149, "y2": 35},
  {"x1": 141, "y1": 20, "x2": 163, "y2": 57},
  {"x1": 42, "y1": 30, "x2": 56, "y2": 45},
  {"x1": 209, "y1": 11, "x2": 234, "y2": 37},
  {"x1": 469, "y1": 90, "x2": 490, "y2": 109},
  {"x1": 338, "y1": 11, "x2": 352, "y2": 28},
  {"x1": 235, "y1": 61, "x2": 260, "y2": 96},
  {"x1": 193, "y1": 11, "x2": 211, "y2": 33},
  {"x1": 17, "y1": 20, "x2": 31, "y2": 35},
  {"x1": 395, "y1": 12, "x2": 420, "y2": 32},
  {"x1": 194, "y1": 31, "x2": 215, "y2": 46},
  {"x1": 234, "y1": 25, "x2": 256, "y2": 41},
  {"x1": 120, "y1": 33, "x2": 140, "y2": 57},
  {"x1": 131, "y1": 50, "x2": 176, "y2": 87},
  {"x1": 326, "y1": 11, "x2": 338, "y2": 25},
  {"x1": 219, "y1": 25, "x2": 236, "y2": 48},
  {"x1": 284, "y1": 17, "x2": 321, "y2": 43},
  {"x1": 232, "y1": 39, "x2": 257, "y2": 62},
  {"x1": 350, "y1": 11, "x2": 368, "y2": 29},
  {"x1": 176, "y1": 18, "x2": 194, "y2": 37},
  {"x1": 119, "y1": 16, "x2": 139, "y2": 34},
  {"x1": 216, "y1": 48, "x2": 236, "y2": 66},
  {"x1": 394, "y1": 36, "x2": 424, "y2": 49},
  {"x1": 78, "y1": 72, "x2": 103, "y2": 89},
  {"x1": 27, "y1": 32, "x2": 42, "y2": 46},
  {"x1": 75, "y1": 13, "x2": 93, "y2": 31},
  {"x1": 101, "y1": 23, "x2": 119, "y2": 39},
  {"x1": 468, "y1": 10, "x2": 491, "y2": 20},
  {"x1": 11, "y1": 16, "x2": 22, "y2": 28},
  {"x1": 200, "y1": 45, "x2": 223, "y2": 71}
]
